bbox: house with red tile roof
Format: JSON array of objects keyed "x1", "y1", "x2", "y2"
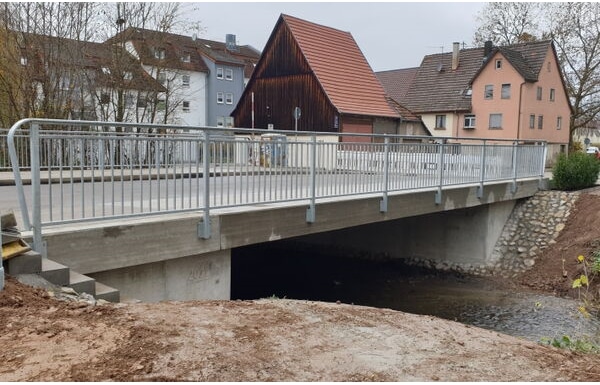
[
  {"x1": 10, "y1": 31, "x2": 165, "y2": 122},
  {"x1": 108, "y1": 28, "x2": 260, "y2": 127},
  {"x1": 231, "y1": 14, "x2": 426, "y2": 138},
  {"x1": 381, "y1": 40, "x2": 572, "y2": 163}
]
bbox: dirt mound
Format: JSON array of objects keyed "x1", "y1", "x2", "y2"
[
  {"x1": 513, "y1": 190, "x2": 600, "y2": 299},
  {"x1": 1, "y1": 275, "x2": 599, "y2": 381}
]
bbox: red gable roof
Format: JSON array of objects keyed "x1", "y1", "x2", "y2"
[{"x1": 282, "y1": 14, "x2": 398, "y2": 119}]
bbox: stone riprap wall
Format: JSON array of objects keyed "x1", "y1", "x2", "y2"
[{"x1": 404, "y1": 190, "x2": 579, "y2": 277}]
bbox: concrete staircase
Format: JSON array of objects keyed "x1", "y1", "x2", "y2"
[{"x1": 3, "y1": 249, "x2": 120, "y2": 302}]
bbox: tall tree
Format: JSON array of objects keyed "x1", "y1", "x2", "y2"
[
  {"x1": 0, "y1": 2, "x2": 99, "y2": 122},
  {"x1": 474, "y1": 2, "x2": 542, "y2": 46},
  {"x1": 547, "y1": 2, "x2": 600, "y2": 145}
]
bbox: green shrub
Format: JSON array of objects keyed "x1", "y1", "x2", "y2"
[{"x1": 552, "y1": 152, "x2": 600, "y2": 190}]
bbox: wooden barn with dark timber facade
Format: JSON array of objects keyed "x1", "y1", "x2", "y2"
[{"x1": 231, "y1": 14, "x2": 404, "y2": 139}]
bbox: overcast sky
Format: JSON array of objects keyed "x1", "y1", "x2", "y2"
[{"x1": 187, "y1": 2, "x2": 485, "y2": 72}]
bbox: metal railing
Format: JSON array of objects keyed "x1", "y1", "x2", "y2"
[{"x1": 6, "y1": 118, "x2": 547, "y2": 254}]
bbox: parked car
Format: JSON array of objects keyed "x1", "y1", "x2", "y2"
[{"x1": 586, "y1": 146, "x2": 599, "y2": 154}]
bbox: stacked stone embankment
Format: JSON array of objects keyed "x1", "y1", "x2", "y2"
[{"x1": 405, "y1": 190, "x2": 579, "y2": 277}]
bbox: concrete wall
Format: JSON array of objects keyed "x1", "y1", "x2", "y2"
[
  {"x1": 279, "y1": 199, "x2": 515, "y2": 267},
  {"x1": 89, "y1": 249, "x2": 230, "y2": 302}
]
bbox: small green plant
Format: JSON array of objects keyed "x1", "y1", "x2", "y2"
[
  {"x1": 552, "y1": 152, "x2": 600, "y2": 190},
  {"x1": 541, "y1": 335, "x2": 600, "y2": 354},
  {"x1": 591, "y1": 250, "x2": 600, "y2": 274}
]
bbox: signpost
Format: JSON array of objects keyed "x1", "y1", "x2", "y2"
[{"x1": 293, "y1": 107, "x2": 301, "y2": 133}]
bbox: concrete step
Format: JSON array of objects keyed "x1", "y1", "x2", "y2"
[
  {"x1": 40, "y1": 259, "x2": 70, "y2": 286},
  {"x1": 94, "y1": 282, "x2": 120, "y2": 303},
  {"x1": 68, "y1": 270, "x2": 96, "y2": 296},
  {"x1": 4, "y1": 250, "x2": 41, "y2": 275}
]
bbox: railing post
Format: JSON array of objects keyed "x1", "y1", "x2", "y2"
[
  {"x1": 539, "y1": 142, "x2": 547, "y2": 189},
  {"x1": 7, "y1": 121, "x2": 31, "y2": 230},
  {"x1": 380, "y1": 137, "x2": 390, "y2": 213},
  {"x1": 30, "y1": 123, "x2": 45, "y2": 256},
  {"x1": 306, "y1": 134, "x2": 317, "y2": 223},
  {"x1": 477, "y1": 140, "x2": 487, "y2": 199},
  {"x1": 198, "y1": 131, "x2": 211, "y2": 239},
  {"x1": 511, "y1": 141, "x2": 518, "y2": 194},
  {"x1": 435, "y1": 141, "x2": 444, "y2": 205}
]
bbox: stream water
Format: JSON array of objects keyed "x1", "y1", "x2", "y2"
[{"x1": 232, "y1": 245, "x2": 600, "y2": 346}]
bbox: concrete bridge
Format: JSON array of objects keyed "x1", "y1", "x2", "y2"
[{"x1": 3, "y1": 119, "x2": 547, "y2": 302}]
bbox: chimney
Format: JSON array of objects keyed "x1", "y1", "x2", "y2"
[
  {"x1": 226, "y1": 34, "x2": 237, "y2": 51},
  {"x1": 484, "y1": 40, "x2": 493, "y2": 58},
  {"x1": 452, "y1": 42, "x2": 460, "y2": 70}
]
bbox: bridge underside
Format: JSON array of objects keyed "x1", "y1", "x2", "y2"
[{"x1": 38, "y1": 179, "x2": 540, "y2": 301}]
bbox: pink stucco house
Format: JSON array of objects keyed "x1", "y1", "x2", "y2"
[{"x1": 380, "y1": 40, "x2": 572, "y2": 164}]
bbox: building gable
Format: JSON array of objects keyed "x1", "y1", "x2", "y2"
[{"x1": 233, "y1": 14, "x2": 398, "y2": 131}]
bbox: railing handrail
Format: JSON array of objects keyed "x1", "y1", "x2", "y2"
[{"x1": 6, "y1": 118, "x2": 548, "y2": 256}]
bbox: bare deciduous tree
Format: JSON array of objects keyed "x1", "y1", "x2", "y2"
[
  {"x1": 547, "y1": 2, "x2": 600, "y2": 145},
  {"x1": 474, "y1": 2, "x2": 543, "y2": 46}
]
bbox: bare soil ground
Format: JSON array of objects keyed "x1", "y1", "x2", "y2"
[
  {"x1": 511, "y1": 188, "x2": 600, "y2": 300},
  {"x1": 2, "y1": 190, "x2": 600, "y2": 381}
]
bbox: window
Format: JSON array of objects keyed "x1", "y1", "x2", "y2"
[
  {"x1": 181, "y1": 52, "x2": 191, "y2": 63},
  {"x1": 100, "y1": 92, "x2": 110, "y2": 105},
  {"x1": 20, "y1": 56, "x2": 27, "y2": 66},
  {"x1": 501, "y1": 84, "x2": 511, "y2": 99},
  {"x1": 61, "y1": 75, "x2": 71, "y2": 89},
  {"x1": 489, "y1": 113, "x2": 502, "y2": 129},
  {"x1": 137, "y1": 97, "x2": 147, "y2": 108},
  {"x1": 435, "y1": 114, "x2": 446, "y2": 129},
  {"x1": 182, "y1": 101, "x2": 190, "y2": 112},
  {"x1": 538, "y1": 115, "x2": 544, "y2": 129},
  {"x1": 102, "y1": 67, "x2": 110, "y2": 75},
  {"x1": 529, "y1": 114, "x2": 535, "y2": 129},
  {"x1": 225, "y1": 68, "x2": 233, "y2": 80},
  {"x1": 157, "y1": 99, "x2": 166, "y2": 111},
  {"x1": 154, "y1": 48, "x2": 166, "y2": 60},
  {"x1": 123, "y1": 71, "x2": 133, "y2": 80},
  {"x1": 547, "y1": 61, "x2": 551, "y2": 72},
  {"x1": 157, "y1": 72, "x2": 166, "y2": 85},
  {"x1": 225, "y1": 93, "x2": 233, "y2": 105},
  {"x1": 225, "y1": 117, "x2": 234, "y2": 127},
  {"x1": 495, "y1": 59, "x2": 502, "y2": 69},
  {"x1": 217, "y1": 92, "x2": 224, "y2": 104},
  {"x1": 550, "y1": 88, "x2": 555, "y2": 101},
  {"x1": 536, "y1": 86, "x2": 542, "y2": 101},
  {"x1": 557, "y1": 116, "x2": 562, "y2": 130},
  {"x1": 182, "y1": 75, "x2": 190, "y2": 87},
  {"x1": 216, "y1": 67, "x2": 224, "y2": 79},
  {"x1": 484, "y1": 84, "x2": 494, "y2": 99},
  {"x1": 216, "y1": 116, "x2": 225, "y2": 127},
  {"x1": 464, "y1": 114, "x2": 476, "y2": 129},
  {"x1": 125, "y1": 93, "x2": 135, "y2": 108}
]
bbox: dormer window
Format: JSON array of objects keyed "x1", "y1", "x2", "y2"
[
  {"x1": 154, "y1": 48, "x2": 166, "y2": 60},
  {"x1": 20, "y1": 57, "x2": 27, "y2": 66},
  {"x1": 123, "y1": 71, "x2": 133, "y2": 80},
  {"x1": 102, "y1": 67, "x2": 110, "y2": 75},
  {"x1": 181, "y1": 52, "x2": 191, "y2": 63}
]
